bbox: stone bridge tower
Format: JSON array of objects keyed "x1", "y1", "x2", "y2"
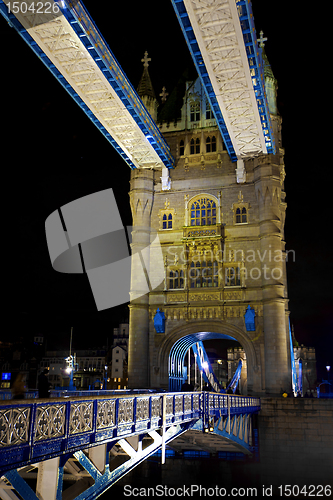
[{"x1": 129, "y1": 51, "x2": 291, "y2": 396}]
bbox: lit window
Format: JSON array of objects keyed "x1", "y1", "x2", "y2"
[
  {"x1": 190, "y1": 261, "x2": 219, "y2": 288},
  {"x1": 190, "y1": 198, "x2": 216, "y2": 226},
  {"x1": 236, "y1": 207, "x2": 247, "y2": 224},
  {"x1": 163, "y1": 213, "x2": 173, "y2": 229}
]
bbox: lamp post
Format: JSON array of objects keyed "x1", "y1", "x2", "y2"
[
  {"x1": 326, "y1": 366, "x2": 331, "y2": 382},
  {"x1": 65, "y1": 328, "x2": 74, "y2": 391}
]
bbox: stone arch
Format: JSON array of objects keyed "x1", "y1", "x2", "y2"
[{"x1": 158, "y1": 320, "x2": 258, "y2": 394}]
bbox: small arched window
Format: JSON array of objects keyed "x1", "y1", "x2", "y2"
[
  {"x1": 190, "y1": 138, "x2": 200, "y2": 155},
  {"x1": 163, "y1": 213, "x2": 173, "y2": 229},
  {"x1": 236, "y1": 207, "x2": 247, "y2": 224}
]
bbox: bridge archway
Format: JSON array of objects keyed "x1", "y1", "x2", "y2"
[{"x1": 158, "y1": 321, "x2": 258, "y2": 394}]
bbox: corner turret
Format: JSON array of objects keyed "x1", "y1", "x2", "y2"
[
  {"x1": 259, "y1": 31, "x2": 278, "y2": 115},
  {"x1": 137, "y1": 51, "x2": 158, "y2": 122}
]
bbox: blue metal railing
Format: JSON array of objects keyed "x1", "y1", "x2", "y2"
[{"x1": 0, "y1": 392, "x2": 260, "y2": 473}]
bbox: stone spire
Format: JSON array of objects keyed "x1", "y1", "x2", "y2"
[
  {"x1": 137, "y1": 51, "x2": 158, "y2": 121},
  {"x1": 258, "y1": 31, "x2": 278, "y2": 115}
]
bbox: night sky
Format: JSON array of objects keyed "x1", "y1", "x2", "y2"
[{"x1": 1, "y1": 1, "x2": 331, "y2": 379}]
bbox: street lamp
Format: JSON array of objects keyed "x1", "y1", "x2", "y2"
[{"x1": 326, "y1": 366, "x2": 330, "y2": 381}]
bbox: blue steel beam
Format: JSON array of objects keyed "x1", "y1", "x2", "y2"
[{"x1": 0, "y1": 0, "x2": 174, "y2": 170}]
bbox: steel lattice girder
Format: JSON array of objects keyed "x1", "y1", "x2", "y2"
[
  {"x1": 0, "y1": 0, "x2": 174, "y2": 170},
  {"x1": 171, "y1": 0, "x2": 275, "y2": 161}
]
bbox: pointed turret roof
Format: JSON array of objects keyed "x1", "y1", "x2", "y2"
[
  {"x1": 137, "y1": 51, "x2": 156, "y2": 99},
  {"x1": 258, "y1": 31, "x2": 276, "y2": 82}
]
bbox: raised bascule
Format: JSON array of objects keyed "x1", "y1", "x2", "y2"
[{"x1": 1, "y1": 0, "x2": 295, "y2": 497}]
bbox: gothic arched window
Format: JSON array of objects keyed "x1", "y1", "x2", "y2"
[
  {"x1": 206, "y1": 136, "x2": 216, "y2": 153},
  {"x1": 236, "y1": 207, "x2": 247, "y2": 224},
  {"x1": 190, "y1": 197, "x2": 217, "y2": 226},
  {"x1": 163, "y1": 213, "x2": 173, "y2": 229},
  {"x1": 190, "y1": 103, "x2": 200, "y2": 122}
]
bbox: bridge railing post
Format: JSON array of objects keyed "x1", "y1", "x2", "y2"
[
  {"x1": 161, "y1": 394, "x2": 167, "y2": 465},
  {"x1": 227, "y1": 395, "x2": 231, "y2": 434}
]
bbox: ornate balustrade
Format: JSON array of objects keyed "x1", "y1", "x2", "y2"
[
  {"x1": 0, "y1": 392, "x2": 259, "y2": 473},
  {"x1": 207, "y1": 394, "x2": 261, "y2": 416}
]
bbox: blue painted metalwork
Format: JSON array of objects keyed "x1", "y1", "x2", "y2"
[
  {"x1": 192, "y1": 341, "x2": 224, "y2": 392},
  {"x1": 317, "y1": 382, "x2": 333, "y2": 399},
  {"x1": 227, "y1": 359, "x2": 243, "y2": 393},
  {"x1": 0, "y1": 0, "x2": 174, "y2": 170},
  {"x1": 3, "y1": 469, "x2": 39, "y2": 500},
  {"x1": 298, "y1": 358, "x2": 303, "y2": 396},
  {"x1": 170, "y1": 0, "x2": 275, "y2": 160},
  {"x1": 168, "y1": 332, "x2": 237, "y2": 391},
  {"x1": 0, "y1": 391, "x2": 260, "y2": 474},
  {"x1": 289, "y1": 321, "x2": 298, "y2": 397},
  {"x1": 244, "y1": 305, "x2": 256, "y2": 331},
  {"x1": 154, "y1": 308, "x2": 166, "y2": 333}
]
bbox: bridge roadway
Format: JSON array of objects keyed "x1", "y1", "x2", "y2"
[{"x1": 0, "y1": 391, "x2": 260, "y2": 500}]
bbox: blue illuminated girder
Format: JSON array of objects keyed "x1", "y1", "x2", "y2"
[
  {"x1": 170, "y1": 0, "x2": 276, "y2": 160},
  {"x1": 0, "y1": 0, "x2": 174, "y2": 170}
]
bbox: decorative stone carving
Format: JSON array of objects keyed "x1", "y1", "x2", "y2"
[{"x1": 189, "y1": 293, "x2": 220, "y2": 302}]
